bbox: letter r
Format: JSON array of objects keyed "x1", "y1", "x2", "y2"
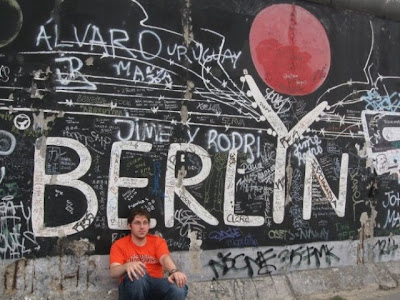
[{"x1": 165, "y1": 143, "x2": 218, "y2": 227}]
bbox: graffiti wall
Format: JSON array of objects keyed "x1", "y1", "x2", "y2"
[{"x1": 1, "y1": 0, "x2": 400, "y2": 279}]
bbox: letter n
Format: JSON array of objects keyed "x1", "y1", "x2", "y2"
[{"x1": 303, "y1": 153, "x2": 349, "y2": 220}]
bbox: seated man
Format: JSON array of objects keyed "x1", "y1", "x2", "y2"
[{"x1": 110, "y1": 208, "x2": 188, "y2": 300}]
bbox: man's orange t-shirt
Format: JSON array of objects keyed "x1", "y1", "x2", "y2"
[{"x1": 110, "y1": 234, "x2": 169, "y2": 279}]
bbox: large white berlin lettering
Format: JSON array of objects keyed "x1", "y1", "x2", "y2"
[
  {"x1": 165, "y1": 143, "x2": 218, "y2": 227},
  {"x1": 31, "y1": 133, "x2": 349, "y2": 237},
  {"x1": 224, "y1": 150, "x2": 264, "y2": 226},
  {"x1": 107, "y1": 141, "x2": 156, "y2": 229},
  {"x1": 32, "y1": 137, "x2": 98, "y2": 237},
  {"x1": 303, "y1": 153, "x2": 349, "y2": 219},
  {"x1": 244, "y1": 74, "x2": 348, "y2": 223}
]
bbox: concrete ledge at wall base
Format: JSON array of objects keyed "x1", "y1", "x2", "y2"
[
  {"x1": 1, "y1": 260, "x2": 400, "y2": 300},
  {"x1": 186, "y1": 261, "x2": 400, "y2": 300}
]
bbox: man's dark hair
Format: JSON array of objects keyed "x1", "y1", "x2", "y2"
[{"x1": 127, "y1": 208, "x2": 151, "y2": 224}]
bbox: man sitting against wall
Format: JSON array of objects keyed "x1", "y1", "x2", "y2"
[{"x1": 110, "y1": 208, "x2": 188, "y2": 300}]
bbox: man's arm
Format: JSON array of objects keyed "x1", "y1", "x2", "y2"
[
  {"x1": 159, "y1": 254, "x2": 187, "y2": 288},
  {"x1": 110, "y1": 262, "x2": 146, "y2": 281},
  {"x1": 110, "y1": 263, "x2": 127, "y2": 279}
]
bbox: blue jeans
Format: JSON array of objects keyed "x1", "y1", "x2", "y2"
[{"x1": 119, "y1": 273, "x2": 188, "y2": 300}]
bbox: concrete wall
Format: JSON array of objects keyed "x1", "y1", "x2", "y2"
[{"x1": 1, "y1": 0, "x2": 400, "y2": 298}]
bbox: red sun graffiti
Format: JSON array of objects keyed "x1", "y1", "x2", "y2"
[{"x1": 249, "y1": 4, "x2": 331, "y2": 96}]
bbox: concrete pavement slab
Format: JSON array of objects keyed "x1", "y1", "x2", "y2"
[
  {"x1": 287, "y1": 265, "x2": 379, "y2": 298},
  {"x1": 187, "y1": 275, "x2": 294, "y2": 300}
]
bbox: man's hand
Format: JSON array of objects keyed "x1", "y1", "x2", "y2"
[
  {"x1": 168, "y1": 271, "x2": 187, "y2": 288},
  {"x1": 124, "y1": 261, "x2": 146, "y2": 281}
]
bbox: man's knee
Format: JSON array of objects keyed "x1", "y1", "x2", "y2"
[
  {"x1": 119, "y1": 273, "x2": 151, "y2": 298},
  {"x1": 166, "y1": 284, "x2": 188, "y2": 300}
]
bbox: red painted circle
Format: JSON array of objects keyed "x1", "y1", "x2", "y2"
[{"x1": 249, "y1": 4, "x2": 331, "y2": 96}]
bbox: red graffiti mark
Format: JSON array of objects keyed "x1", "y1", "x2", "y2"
[{"x1": 249, "y1": 4, "x2": 331, "y2": 96}]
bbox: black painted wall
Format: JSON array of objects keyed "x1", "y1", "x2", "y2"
[{"x1": 1, "y1": 0, "x2": 400, "y2": 259}]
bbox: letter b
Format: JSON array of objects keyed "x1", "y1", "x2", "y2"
[{"x1": 32, "y1": 137, "x2": 98, "y2": 237}]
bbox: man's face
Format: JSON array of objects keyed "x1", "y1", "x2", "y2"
[{"x1": 129, "y1": 215, "x2": 150, "y2": 240}]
